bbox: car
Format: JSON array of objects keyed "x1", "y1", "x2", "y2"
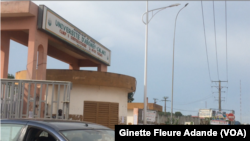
[{"x1": 1, "y1": 118, "x2": 114, "y2": 141}]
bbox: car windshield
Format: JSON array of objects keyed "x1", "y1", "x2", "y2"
[{"x1": 61, "y1": 130, "x2": 114, "y2": 141}]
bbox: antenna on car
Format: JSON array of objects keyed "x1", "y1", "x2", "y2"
[{"x1": 85, "y1": 123, "x2": 88, "y2": 127}]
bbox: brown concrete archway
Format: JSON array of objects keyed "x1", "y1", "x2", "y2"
[{"x1": 1, "y1": 1, "x2": 109, "y2": 80}]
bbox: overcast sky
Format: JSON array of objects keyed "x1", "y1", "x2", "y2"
[{"x1": 8, "y1": 1, "x2": 250, "y2": 123}]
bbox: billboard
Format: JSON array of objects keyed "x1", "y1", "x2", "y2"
[
  {"x1": 211, "y1": 111, "x2": 228, "y2": 120},
  {"x1": 142, "y1": 110, "x2": 157, "y2": 122},
  {"x1": 38, "y1": 5, "x2": 111, "y2": 65},
  {"x1": 199, "y1": 109, "x2": 212, "y2": 118},
  {"x1": 138, "y1": 109, "x2": 157, "y2": 123},
  {"x1": 215, "y1": 111, "x2": 224, "y2": 119}
]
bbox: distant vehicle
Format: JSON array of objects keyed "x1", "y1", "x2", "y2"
[
  {"x1": 1, "y1": 118, "x2": 114, "y2": 141},
  {"x1": 234, "y1": 121, "x2": 241, "y2": 125}
]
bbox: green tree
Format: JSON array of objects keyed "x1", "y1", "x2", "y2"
[
  {"x1": 174, "y1": 111, "x2": 183, "y2": 117},
  {"x1": 165, "y1": 117, "x2": 179, "y2": 125},
  {"x1": 128, "y1": 92, "x2": 134, "y2": 103},
  {"x1": 159, "y1": 111, "x2": 171, "y2": 116},
  {"x1": 8, "y1": 73, "x2": 14, "y2": 79}
]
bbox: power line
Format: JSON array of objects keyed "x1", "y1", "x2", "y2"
[
  {"x1": 201, "y1": 1, "x2": 218, "y2": 100},
  {"x1": 166, "y1": 106, "x2": 197, "y2": 112},
  {"x1": 213, "y1": 0, "x2": 220, "y2": 80},
  {"x1": 176, "y1": 95, "x2": 213, "y2": 105},
  {"x1": 201, "y1": 0, "x2": 212, "y2": 82}
]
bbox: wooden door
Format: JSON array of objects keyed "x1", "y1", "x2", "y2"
[{"x1": 83, "y1": 101, "x2": 118, "y2": 129}]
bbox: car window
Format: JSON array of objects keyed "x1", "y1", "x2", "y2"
[
  {"x1": 24, "y1": 127, "x2": 57, "y2": 141},
  {"x1": 61, "y1": 130, "x2": 114, "y2": 141},
  {"x1": 1, "y1": 124, "x2": 25, "y2": 141}
]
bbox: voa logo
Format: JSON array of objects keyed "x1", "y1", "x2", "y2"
[{"x1": 221, "y1": 129, "x2": 245, "y2": 137}]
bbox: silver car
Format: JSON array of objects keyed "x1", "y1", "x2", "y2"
[{"x1": 1, "y1": 118, "x2": 114, "y2": 141}]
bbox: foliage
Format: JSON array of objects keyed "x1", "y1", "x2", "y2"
[
  {"x1": 8, "y1": 73, "x2": 14, "y2": 79},
  {"x1": 128, "y1": 92, "x2": 134, "y2": 103},
  {"x1": 206, "y1": 118, "x2": 211, "y2": 125},
  {"x1": 200, "y1": 118, "x2": 210, "y2": 125},
  {"x1": 174, "y1": 111, "x2": 183, "y2": 117},
  {"x1": 165, "y1": 117, "x2": 179, "y2": 125},
  {"x1": 158, "y1": 111, "x2": 171, "y2": 116},
  {"x1": 159, "y1": 111, "x2": 182, "y2": 117}
]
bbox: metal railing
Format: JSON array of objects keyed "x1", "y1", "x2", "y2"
[{"x1": 1, "y1": 79, "x2": 72, "y2": 119}]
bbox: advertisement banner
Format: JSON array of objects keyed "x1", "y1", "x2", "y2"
[
  {"x1": 210, "y1": 120, "x2": 228, "y2": 125},
  {"x1": 215, "y1": 111, "x2": 224, "y2": 119}
]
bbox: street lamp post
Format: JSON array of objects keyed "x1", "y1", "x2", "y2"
[
  {"x1": 171, "y1": 3, "x2": 188, "y2": 124},
  {"x1": 142, "y1": 1, "x2": 180, "y2": 125}
]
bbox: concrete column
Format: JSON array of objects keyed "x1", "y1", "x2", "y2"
[
  {"x1": 26, "y1": 30, "x2": 48, "y2": 118},
  {"x1": 26, "y1": 28, "x2": 38, "y2": 80},
  {"x1": 97, "y1": 64, "x2": 107, "y2": 72},
  {"x1": 23, "y1": 29, "x2": 38, "y2": 116},
  {"x1": 1, "y1": 31, "x2": 10, "y2": 78},
  {"x1": 37, "y1": 43, "x2": 48, "y2": 80},
  {"x1": 23, "y1": 27, "x2": 48, "y2": 117},
  {"x1": 37, "y1": 44, "x2": 48, "y2": 118}
]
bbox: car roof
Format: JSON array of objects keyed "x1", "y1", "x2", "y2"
[{"x1": 1, "y1": 118, "x2": 112, "y2": 131}]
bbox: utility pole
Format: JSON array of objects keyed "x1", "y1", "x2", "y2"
[
  {"x1": 153, "y1": 98, "x2": 158, "y2": 104},
  {"x1": 162, "y1": 97, "x2": 170, "y2": 113},
  {"x1": 214, "y1": 97, "x2": 225, "y2": 105},
  {"x1": 212, "y1": 80, "x2": 228, "y2": 111}
]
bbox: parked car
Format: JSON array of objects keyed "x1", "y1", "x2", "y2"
[{"x1": 1, "y1": 118, "x2": 114, "y2": 141}]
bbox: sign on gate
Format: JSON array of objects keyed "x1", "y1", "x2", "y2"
[{"x1": 38, "y1": 5, "x2": 111, "y2": 65}]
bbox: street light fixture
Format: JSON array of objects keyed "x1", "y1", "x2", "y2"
[
  {"x1": 141, "y1": 1, "x2": 180, "y2": 125},
  {"x1": 171, "y1": 3, "x2": 188, "y2": 124},
  {"x1": 142, "y1": 3, "x2": 180, "y2": 24}
]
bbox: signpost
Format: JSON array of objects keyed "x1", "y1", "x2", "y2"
[{"x1": 227, "y1": 113, "x2": 235, "y2": 121}]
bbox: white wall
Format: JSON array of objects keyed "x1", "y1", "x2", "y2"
[{"x1": 46, "y1": 84, "x2": 128, "y2": 121}]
